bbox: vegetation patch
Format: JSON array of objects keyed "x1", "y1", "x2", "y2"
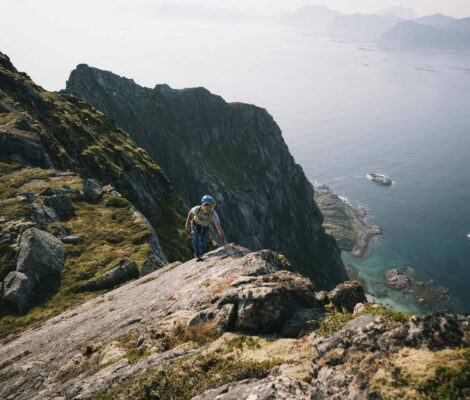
[
  {"x1": 170, "y1": 320, "x2": 222, "y2": 348},
  {"x1": 89, "y1": 351, "x2": 280, "y2": 400},
  {"x1": 0, "y1": 169, "x2": 155, "y2": 340},
  {"x1": 419, "y1": 348, "x2": 470, "y2": 400},
  {"x1": 318, "y1": 303, "x2": 410, "y2": 337}
]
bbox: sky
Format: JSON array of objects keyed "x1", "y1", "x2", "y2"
[{"x1": 1, "y1": 0, "x2": 470, "y2": 92}]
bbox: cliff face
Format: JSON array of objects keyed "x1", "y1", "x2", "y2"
[
  {"x1": 65, "y1": 65, "x2": 347, "y2": 288},
  {"x1": 0, "y1": 52, "x2": 191, "y2": 263}
]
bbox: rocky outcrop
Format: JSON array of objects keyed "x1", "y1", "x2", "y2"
[
  {"x1": 327, "y1": 280, "x2": 367, "y2": 313},
  {"x1": 64, "y1": 65, "x2": 347, "y2": 289},
  {"x1": 385, "y1": 266, "x2": 454, "y2": 312},
  {"x1": 16, "y1": 227, "x2": 65, "y2": 280},
  {"x1": 0, "y1": 245, "x2": 468, "y2": 399},
  {"x1": 367, "y1": 173, "x2": 392, "y2": 186},
  {"x1": 0, "y1": 246, "x2": 333, "y2": 399},
  {"x1": 2, "y1": 271, "x2": 35, "y2": 313},
  {"x1": 193, "y1": 376, "x2": 316, "y2": 399},
  {"x1": 310, "y1": 313, "x2": 469, "y2": 399},
  {"x1": 2, "y1": 227, "x2": 65, "y2": 312},
  {"x1": 82, "y1": 178, "x2": 103, "y2": 203},
  {"x1": 314, "y1": 183, "x2": 383, "y2": 258},
  {"x1": 43, "y1": 195, "x2": 75, "y2": 220}
]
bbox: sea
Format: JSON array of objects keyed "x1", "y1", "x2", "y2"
[{"x1": 163, "y1": 22, "x2": 470, "y2": 313}]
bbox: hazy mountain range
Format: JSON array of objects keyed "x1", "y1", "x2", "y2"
[{"x1": 273, "y1": 5, "x2": 470, "y2": 50}]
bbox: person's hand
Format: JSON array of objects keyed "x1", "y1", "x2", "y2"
[{"x1": 185, "y1": 223, "x2": 190, "y2": 233}]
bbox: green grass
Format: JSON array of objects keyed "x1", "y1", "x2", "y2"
[
  {"x1": 0, "y1": 169, "x2": 157, "y2": 340},
  {"x1": 89, "y1": 351, "x2": 280, "y2": 400},
  {"x1": 420, "y1": 349, "x2": 470, "y2": 400},
  {"x1": 318, "y1": 303, "x2": 411, "y2": 337}
]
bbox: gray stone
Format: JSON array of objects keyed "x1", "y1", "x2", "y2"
[
  {"x1": 280, "y1": 308, "x2": 324, "y2": 338},
  {"x1": 44, "y1": 195, "x2": 75, "y2": 220},
  {"x1": 353, "y1": 303, "x2": 366, "y2": 314},
  {"x1": 218, "y1": 270, "x2": 320, "y2": 335},
  {"x1": 62, "y1": 235, "x2": 84, "y2": 244},
  {"x1": 10, "y1": 191, "x2": 35, "y2": 203},
  {"x1": 31, "y1": 202, "x2": 58, "y2": 227},
  {"x1": 39, "y1": 187, "x2": 56, "y2": 196},
  {"x1": 193, "y1": 376, "x2": 315, "y2": 400},
  {"x1": 0, "y1": 232, "x2": 12, "y2": 245},
  {"x1": 79, "y1": 259, "x2": 139, "y2": 291},
  {"x1": 83, "y1": 179, "x2": 103, "y2": 203},
  {"x1": 2, "y1": 271, "x2": 36, "y2": 313},
  {"x1": 327, "y1": 280, "x2": 367, "y2": 313},
  {"x1": 385, "y1": 267, "x2": 415, "y2": 290},
  {"x1": 16, "y1": 227, "x2": 66, "y2": 280}
]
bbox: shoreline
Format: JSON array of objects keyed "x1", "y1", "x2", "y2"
[{"x1": 313, "y1": 183, "x2": 383, "y2": 258}]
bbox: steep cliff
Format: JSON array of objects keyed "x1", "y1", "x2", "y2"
[
  {"x1": 0, "y1": 52, "x2": 190, "y2": 263},
  {"x1": 65, "y1": 65, "x2": 347, "y2": 288}
]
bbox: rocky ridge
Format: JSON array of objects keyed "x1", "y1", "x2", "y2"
[
  {"x1": 0, "y1": 246, "x2": 468, "y2": 400},
  {"x1": 64, "y1": 64, "x2": 347, "y2": 288}
]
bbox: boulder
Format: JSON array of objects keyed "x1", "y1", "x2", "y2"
[
  {"x1": 44, "y1": 195, "x2": 75, "y2": 220},
  {"x1": 79, "y1": 259, "x2": 139, "y2": 291},
  {"x1": 2, "y1": 271, "x2": 36, "y2": 313},
  {"x1": 83, "y1": 179, "x2": 103, "y2": 203},
  {"x1": 327, "y1": 280, "x2": 367, "y2": 313},
  {"x1": 217, "y1": 271, "x2": 320, "y2": 335},
  {"x1": 16, "y1": 227, "x2": 66, "y2": 280},
  {"x1": 31, "y1": 202, "x2": 58, "y2": 227},
  {"x1": 193, "y1": 376, "x2": 315, "y2": 400},
  {"x1": 385, "y1": 267, "x2": 415, "y2": 290}
]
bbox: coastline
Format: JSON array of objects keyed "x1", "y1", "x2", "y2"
[
  {"x1": 313, "y1": 183, "x2": 383, "y2": 258},
  {"x1": 313, "y1": 181, "x2": 459, "y2": 313}
]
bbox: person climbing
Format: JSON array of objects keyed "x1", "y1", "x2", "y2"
[{"x1": 185, "y1": 195, "x2": 226, "y2": 261}]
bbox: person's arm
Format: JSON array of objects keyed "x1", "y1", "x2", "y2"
[
  {"x1": 185, "y1": 210, "x2": 194, "y2": 232},
  {"x1": 214, "y1": 221, "x2": 226, "y2": 243}
]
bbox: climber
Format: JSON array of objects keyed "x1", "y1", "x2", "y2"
[{"x1": 185, "y1": 195, "x2": 227, "y2": 261}]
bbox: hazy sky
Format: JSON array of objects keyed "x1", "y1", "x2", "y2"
[{"x1": 1, "y1": 0, "x2": 470, "y2": 93}]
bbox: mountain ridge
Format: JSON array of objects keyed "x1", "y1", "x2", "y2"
[{"x1": 64, "y1": 64, "x2": 347, "y2": 289}]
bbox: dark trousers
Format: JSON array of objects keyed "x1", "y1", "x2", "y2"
[{"x1": 191, "y1": 224, "x2": 209, "y2": 258}]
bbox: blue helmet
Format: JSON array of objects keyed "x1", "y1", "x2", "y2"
[{"x1": 201, "y1": 195, "x2": 215, "y2": 205}]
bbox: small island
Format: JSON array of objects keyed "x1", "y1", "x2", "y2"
[
  {"x1": 314, "y1": 183, "x2": 383, "y2": 258},
  {"x1": 385, "y1": 266, "x2": 454, "y2": 312},
  {"x1": 367, "y1": 173, "x2": 392, "y2": 186}
]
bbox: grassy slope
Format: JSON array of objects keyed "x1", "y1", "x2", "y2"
[{"x1": 0, "y1": 163, "x2": 157, "y2": 339}]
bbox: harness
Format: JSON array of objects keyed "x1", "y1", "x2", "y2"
[{"x1": 191, "y1": 205, "x2": 214, "y2": 233}]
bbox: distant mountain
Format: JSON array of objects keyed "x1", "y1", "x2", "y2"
[
  {"x1": 414, "y1": 14, "x2": 470, "y2": 34},
  {"x1": 273, "y1": 6, "x2": 401, "y2": 41},
  {"x1": 414, "y1": 14, "x2": 457, "y2": 30},
  {"x1": 328, "y1": 13, "x2": 402, "y2": 41},
  {"x1": 272, "y1": 5, "x2": 339, "y2": 33},
  {"x1": 379, "y1": 6, "x2": 417, "y2": 20},
  {"x1": 447, "y1": 17, "x2": 470, "y2": 33},
  {"x1": 378, "y1": 20, "x2": 470, "y2": 50}
]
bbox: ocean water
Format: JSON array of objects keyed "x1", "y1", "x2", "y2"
[
  {"x1": 261, "y1": 36, "x2": 470, "y2": 313},
  {"x1": 187, "y1": 25, "x2": 470, "y2": 313}
]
